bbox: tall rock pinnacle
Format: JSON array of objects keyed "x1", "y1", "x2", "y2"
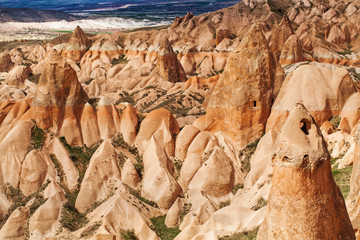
[
  {"x1": 206, "y1": 24, "x2": 276, "y2": 147},
  {"x1": 32, "y1": 49, "x2": 88, "y2": 129},
  {"x1": 257, "y1": 103, "x2": 355, "y2": 240}
]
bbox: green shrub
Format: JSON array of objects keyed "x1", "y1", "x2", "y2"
[
  {"x1": 28, "y1": 122, "x2": 46, "y2": 152},
  {"x1": 60, "y1": 187, "x2": 88, "y2": 231},
  {"x1": 111, "y1": 54, "x2": 129, "y2": 66},
  {"x1": 251, "y1": 197, "x2": 267, "y2": 211},
  {"x1": 219, "y1": 200, "x2": 231, "y2": 209},
  {"x1": 125, "y1": 184, "x2": 158, "y2": 208},
  {"x1": 329, "y1": 116, "x2": 341, "y2": 129},
  {"x1": 331, "y1": 156, "x2": 352, "y2": 198},
  {"x1": 150, "y1": 215, "x2": 181, "y2": 240},
  {"x1": 80, "y1": 222, "x2": 101, "y2": 238},
  {"x1": 232, "y1": 183, "x2": 244, "y2": 195},
  {"x1": 120, "y1": 229, "x2": 138, "y2": 240},
  {"x1": 59, "y1": 137, "x2": 102, "y2": 184},
  {"x1": 219, "y1": 227, "x2": 259, "y2": 240}
]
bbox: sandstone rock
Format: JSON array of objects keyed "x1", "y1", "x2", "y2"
[
  {"x1": 121, "y1": 159, "x2": 140, "y2": 189},
  {"x1": 75, "y1": 140, "x2": 121, "y2": 213},
  {"x1": 175, "y1": 125, "x2": 200, "y2": 160},
  {"x1": 83, "y1": 192, "x2": 160, "y2": 240},
  {"x1": 29, "y1": 184, "x2": 66, "y2": 239},
  {"x1": 279, "y1": 34, "x2": 304, "y2": 65},
  {"x1": 347, "y1": 125, "x2": 360, "y2": 233},
  {"x1": 59, "y1": 26, "x2": 90, "y2": 62},
  {"x1": 215, "y1": 26, "x2": 231, "y2": 46},
  {"x1": 178, "y1": 131, "x2": 218, "y2": 191},
  {"x1": 153, "y1": 36, "x2": 187, "y2": 83},
  {"x1": 257, "y1": 103, "x2": 355, "y2": 240},
  {"x1": 120, "y1": 104, "x2": 138, "y2": 145},
  {"x1": 0, "y1": 206, "x2": 29, "y2": 240},
  {"x1": 5, "y1": 65, "x2": 31, "y2": 88},
  {"x1": 268, "y1": 15, "x2": 294, "y2": 58},
  {"x1": 165, "y1": 198, "x2": 184, "y2": 228},
  {"x1": 32, "y1": 50, "x2": 88, "y2": 129},
  {"x1": 80, "y1": 103, "x2": 101, "y2": 147},
  {"x1": 20, "y1": 150, "x2": 53, "y2": 196},
  {"x1": 267, "y1": 64, "x2": 356, "y2": 132},
  {"x1": 206, "y1": 24, "x2": 276, "y2": 147},
  {"x1": 97, "y1": 96, "x2": 120, "y2": 140},
  {"x1": 0, "y1": 99, "x2": 31, "y2": 142},
  {"x1": 188, "y1": 147, "x2": 234, "y2": 197},
  {"x1": 0, "y1": 120, "x2": 33, "y2": 188},
  {"x1": 135, "y1": 108, "x2": 179, "y2": 157},
  {"x1": 0, "y1": 52, "x2": 14, "y2": 72},
  {"x1": 142, "y1": 137, "x2": 182, "y2": 209}
]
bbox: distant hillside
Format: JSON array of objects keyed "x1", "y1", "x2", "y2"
[{"x1": 0, "y1": 7, "x2": 82, "y2": 22}]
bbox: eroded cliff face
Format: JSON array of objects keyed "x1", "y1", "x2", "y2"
[{"x1": 0, "y1": 0, "x2": 360, "y2": 239}]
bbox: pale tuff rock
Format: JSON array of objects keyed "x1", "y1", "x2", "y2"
[
  {"x1": 142, "y1": 137, "x2": 182, "y2": 209},
  {"x1": 75, "y1": 140, "x2": 122, "y2": 214},
  {"x1": 5, "y1": 65, "x2": 31, "y2": 88},
  {"x1": 0, "y1": 51, "x2": 14, "y2": 72},
  {"x1": 0, "y1": 206, "x2": 29, "y2": 240},
  {"x1": 266, "y1": 64, "x2": 356, "y2": 132},
  {"x1": 257, "y1": 103, "x2": 355, "y2": 240},
  {"x1": 346, "y1": 125, "x2": 360, "y2": 234},
  {"x1": 32, "y1": 49, "x2": 88, "y2": 129},
  {"x1": 206, "y1": 24, "x2": 276, "y2": 147},
  {"x1": 135, "y1": 108, "x2": 179, "y2": 157},
  {"x1": 279, "y1": 34, "x2": 305, "y2": 65}
]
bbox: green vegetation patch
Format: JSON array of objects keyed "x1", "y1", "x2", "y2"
[
  {"x1": 80, "y1": 222, "x2": 101, "y2": 238},
  {"x1": 219, "y1": 227, "x2": 259, "y2": 240},
  {"x1": 150, "y1": 215, "x2": 181, "y2": 240},
  {"x1": 219, "y1": 200, "x2": 231, "y2": 209},
  {"x1": 232, "y1": 183, "x2": 244, "y2": 195},
  {"x1": 28, "y1": 122, "x2": 46, "y2": 152},
  {"x1": 329, "y1": 116, "x2": 341, "y2": 129},
  {"x1": 1, "y1": 181, "x2": 49, "y2": 228},
  {"x1": 60, "y1": 187, "x2": 88, "y2": 231},
  {"x1": 239, "y1": 138, "x2": 261, "y2": 176},
  {"x1": 179, "y1": 202, "x2": 192, "y2": 223},
  {"x1": 59, "y1": 137, "x2": 102, "y2": 184},
  {"x1": 112, "y1": 133, "x2": 143, "y2": 178},
  {"x1": 125, "y1": 184, "x2": 158, "y2": 208},
  {"x1": 251, "y1": 197, "x2": 267, "y2": 211},
  {"x1": 331, "y1": 156, "x2": 352, "y2": 199},
  {"x1": 120, "y1": 229, "x2": 138, "y2": 240},
  {"x1": 111, "y1": 54, "x2": 129, "y2": 66}
]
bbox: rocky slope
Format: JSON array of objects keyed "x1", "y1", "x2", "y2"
[{"x1": 0, "y1": 0, "x2": 360, "y2": 239}]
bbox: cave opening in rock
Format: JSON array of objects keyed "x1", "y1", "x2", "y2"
[{"x1": 300, "y1": 119, "x2": 311, "y2": 135}]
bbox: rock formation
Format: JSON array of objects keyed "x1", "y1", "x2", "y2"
[
  {"x1": 152, "y1": 35, "x2": 187, "y2": 83},
  {"x1": 32, "y1": 49, "x2": 88, "y2": 129},
  {"x1": 267, "y1": 63, "x2": 357, "y2": 132},
  {"x1": 257, "y1": 103, "x2": 355, "y2": 240},
  {"x1": 206, "y1": 24, "x2": 276, "y2": 147},
  {"x1": 57, "y1": 26, "x2": 90, "y2": 62}
]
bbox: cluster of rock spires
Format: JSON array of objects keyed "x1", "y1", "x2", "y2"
[{"x1": 0, "y1": 0, "x2": 360, "y2": 239}]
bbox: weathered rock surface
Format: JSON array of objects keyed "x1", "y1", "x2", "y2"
[
  {"x1": 206, "y1": 24, "x2": 276, "y2": 147},
  {"x1": 32, "y1": 50, "x2": 88, "y2": 129},
  {"x1": 257, "y1": 103, "x2": 355, "y2": 240}
]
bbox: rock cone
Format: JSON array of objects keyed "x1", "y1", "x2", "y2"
[
  {"x1": 206, "y1": 24, "x2": 276, "y2": 147},
  {"x1": 257, "y1": 103, "x2": 355, "y2": 240},
  {"x1": 32, "y1": 49, "x2": 88, "y2": 129}
]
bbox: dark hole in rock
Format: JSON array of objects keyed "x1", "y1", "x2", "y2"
[{"x1": 300, "y1": 119, "x2": 311, "y2": 135}]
